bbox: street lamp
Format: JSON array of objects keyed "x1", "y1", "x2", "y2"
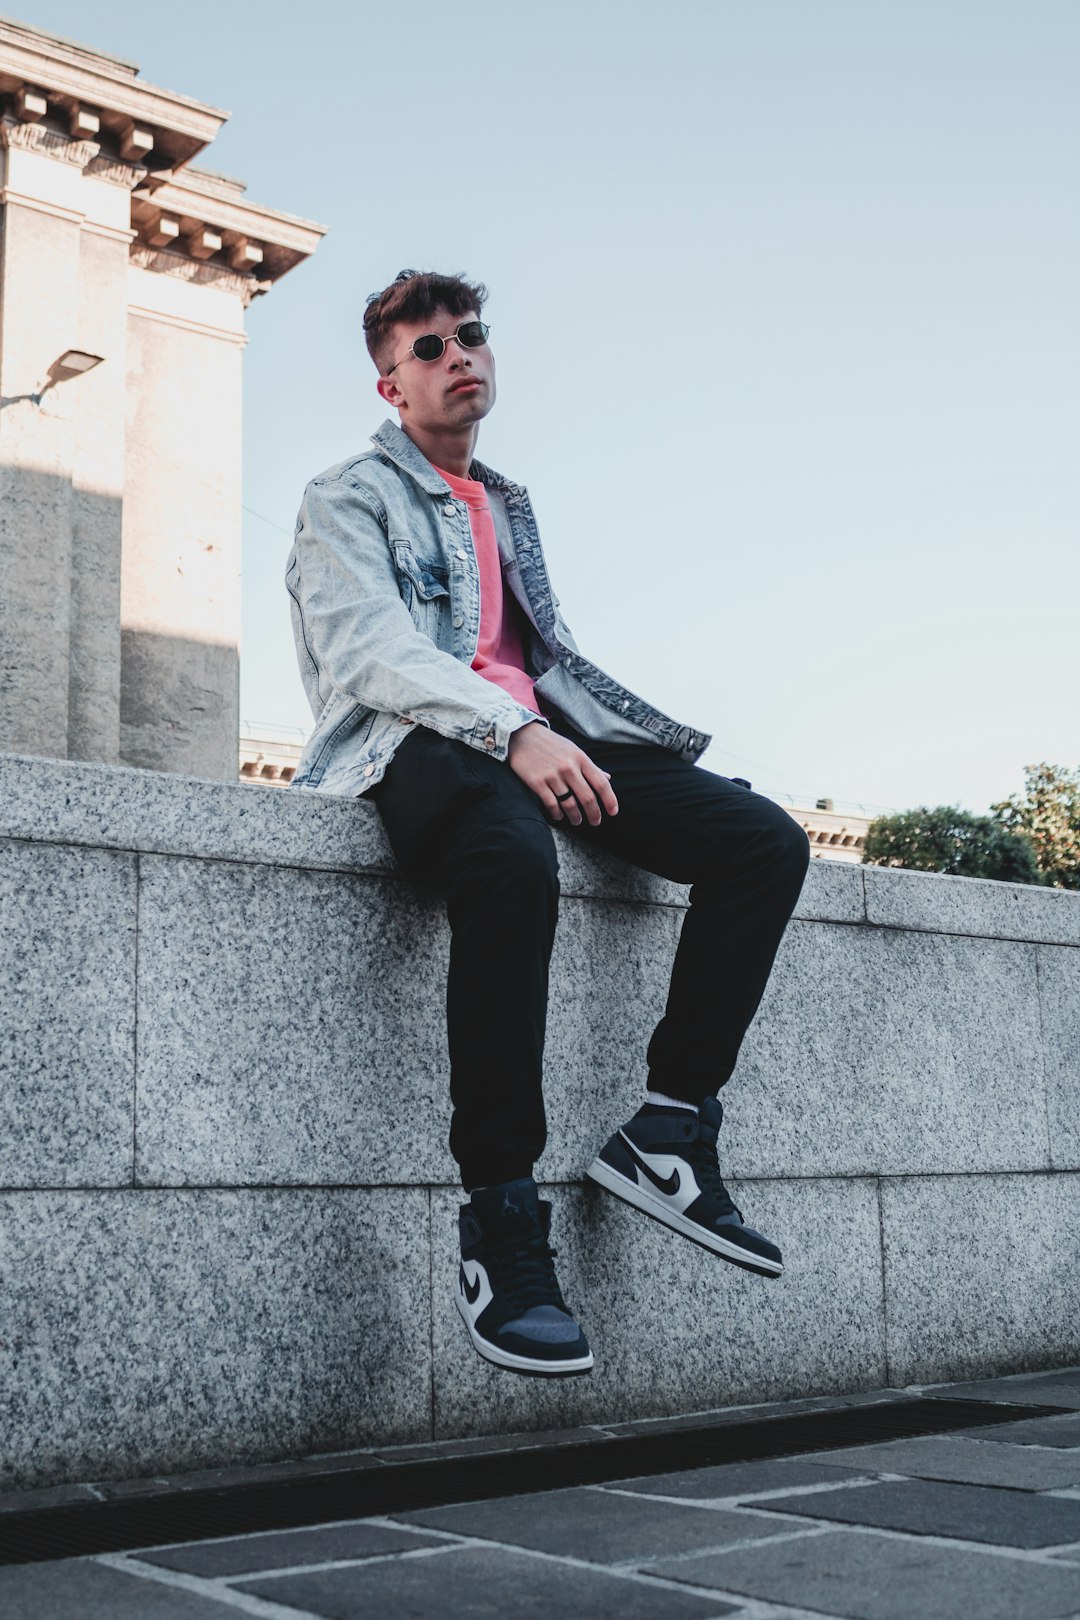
[{"x1": 0, "y1": 350, "x2": 105, "y2": 410}]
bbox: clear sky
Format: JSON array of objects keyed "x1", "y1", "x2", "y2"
[{"x1": 27, "y1": 0, "x2": 1080, "y2": 814}]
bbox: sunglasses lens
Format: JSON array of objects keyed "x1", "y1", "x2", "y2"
[
  {"x1": 458, "y1": 321, "x2": 489, "y2": 349},
  {"x1": 411, "y1": 334, "x2": 445, "y2": 362}
]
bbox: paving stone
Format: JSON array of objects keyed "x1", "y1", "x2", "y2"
[
  {"x1": 757, "y1": 1477, "x2": 1080, "y2": 1546},
  {"x1": 650, "y1": 1527, "x2": 1080, "y2": 1620},
  {"x1": 929, "y1": 1366, "x2": 1080, "y2": 1409},
  {"x1": 953, "y1": 1412, "x2": 1080, "y2": 1447},
  {"x1": 398, "y1": 1484, "x2": 793, "y2": 1563},
  {"x1": 815, "y1": 1435, "x2": 1080, "y2": 1490},
  {"x1": 239, "y1": 1542, "x2": 733, "y2": 1618},
  {"x1": 600, "y1": 1455, "x2": 868, "y2": 1499},
  {"x1": 0, "y1": 1558, "x2": 239, "y2": 1619},
  {"x1": 144, "y1": 1521, "x2": 445, "y2": 1576}
]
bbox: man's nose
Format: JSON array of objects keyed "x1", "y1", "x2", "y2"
[{"x1": 446, "y1": 339, "x2": 471, "y2": 366}]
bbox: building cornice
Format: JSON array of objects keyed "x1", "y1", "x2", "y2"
[
  {"x1": 130, "y1": 168, "x2": 327, "y2": 289},
  {"x1": 0, "y1": 16, "x2": 226, "y2": 173},
  {"x1": 130, "y1": 243, "x2": 269, "y2": 310}
]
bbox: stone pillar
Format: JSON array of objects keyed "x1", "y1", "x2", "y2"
[{"x1": 120, "y1": 256, "x2": 245, "y2": 779}]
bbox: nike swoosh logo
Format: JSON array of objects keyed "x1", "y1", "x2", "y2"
[
  {"x1": 460, "y1": 1264, "x2": 481, "y2": 1306},
  {"x1": 620, "y1": 1135, "x2": 681, "y2": 1196}
]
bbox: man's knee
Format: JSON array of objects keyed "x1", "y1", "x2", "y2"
[
  {"x1": 456, "y1": 815, "x2": 559, "y2": 896},
  {"x1": 753, "y1": 799, "x2": 811, "y2": 883}
]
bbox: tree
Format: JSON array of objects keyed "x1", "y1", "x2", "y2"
[
  {"x1": 991, "y1": 764, "x2": 1080, "y2": 891},
  {"x1": 862, "y1": 805, "x2": 1043, "y2": 884}
]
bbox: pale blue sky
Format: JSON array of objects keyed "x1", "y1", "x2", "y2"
[{"x1": 30, "y1": 0, "x2": 1080, "y2": 813}]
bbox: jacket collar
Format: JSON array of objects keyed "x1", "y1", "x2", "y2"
[{"x1": 371, "y1": 418, "x2": 516, "y2": 496}]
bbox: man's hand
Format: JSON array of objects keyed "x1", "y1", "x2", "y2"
[{"x1": 508, "y1": 723, "x2": 619, "y2": 826}]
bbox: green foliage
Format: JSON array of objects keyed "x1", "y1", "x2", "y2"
[
  {"x1": 862, "y1": 804, "x2": 1043, "y2": 885},
  {"x1": 991, "y1": 764, "x2": 1080, "y2": 891}
]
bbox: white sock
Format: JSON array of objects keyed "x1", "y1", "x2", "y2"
[{"x1": 646, "y1": 1090, "x2": 698, "y2": 1112}]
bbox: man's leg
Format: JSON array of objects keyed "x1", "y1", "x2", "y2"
[
  {"x1": 553, "y1": 721, "x2": 810, "y2": 1274},
  {"x1": 371, "y1": 728, "x2": 592, "y2": 1374}
]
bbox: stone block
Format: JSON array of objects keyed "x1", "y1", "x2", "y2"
[
  {"x1": 399, "y1": 1486, "x2": 793, "y2": 1561},
  {"x1": 721, "y1": 921, "x2": 1051, "y2": 1178},
  {"x1": 135, "y1": 858, "x2": 682, "y2": 1188},
  {"x1": 0, "y1": 1559, "x2": 240, "y2": 1619},
  {"x1": 429, "y1": 1177, "x2": 885, "y2": 1438},
  {"x1": 603, "y1": 1455, "x2": 871, "y2": 1499},
  {"x1": 881, "y1": 1174, "x2": 1080, "y2": 1386},
  {"x1": 812, "y1": 1434, "x2": 1080, "y2": 1490},
  {"x1": 0, "y1": 838, "x2": 136, "y2": 1187},
  {"x1": 932, "y1": 1365, "x2": 1080, "y2": 1409},
  {"x1": 1038, "y1": 945, "x2": 1080, "y2": 1169},
  {"x1": 756, "y1": 1476, "x2": 1080, "y2": 1546},
  {"x1": 864, "y1": 863, "x2": 1080, "y2": 946},
  {"x1": 952, "y1": 1411, "x2": 1080, "y2": 1447},
  {"x1": 239, "y1": 1544, "x2": 729, "y2": 1618},
  {"x1": 145, "y1": 1521, "x2": 445, "y2": 1577},
  {"x1": 651, "y1": 1528, "x2": 1080, "y2": 1620},
  {"x1": 554, "y1": 828, "x2": 688, "y2": 907},
  {"x1": 0, "y1": 753, "x2": 395, "y2": 876},
  {"x1": 135, "y1": 856, "x2": 453, "y2": 1185},
  {"x1": 0, "y1": 1188, "x2": 430, "y2": 1490},
  {"x1": 794, "y1": 855, "x2": 866, "y2": 923}
]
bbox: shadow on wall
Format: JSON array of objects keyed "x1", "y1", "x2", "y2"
[{"x1": 0, "y1": 463, "x2": 237, "y2": 779}]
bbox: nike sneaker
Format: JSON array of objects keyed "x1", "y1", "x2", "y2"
[
  {"x1": 456, "y1": 1177, "x2": 594, "y2": 1376},
  {"x1": 587, "y1": 1098, "x2": 783, "y2": 1278}
]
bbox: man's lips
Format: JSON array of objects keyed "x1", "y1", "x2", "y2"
[{"x1": 448, "y1": 377, "x2": 483, "y2": 393}]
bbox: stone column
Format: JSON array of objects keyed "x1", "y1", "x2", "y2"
[{"x1": 120, "y1": 256, "x2": 246, "y2": 780}]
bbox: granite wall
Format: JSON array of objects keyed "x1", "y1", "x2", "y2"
[{"x1": 0, "y1": 751, "x2": 1077, "y2": 1491}]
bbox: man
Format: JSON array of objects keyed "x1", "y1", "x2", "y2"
[{"x1": 287, "y1": 269, "x2": 810, "y2": 1378}]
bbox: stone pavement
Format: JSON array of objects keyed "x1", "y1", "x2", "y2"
[{"x1": 4, "y1": 1368, "x2": 1080, "y2": 1619}]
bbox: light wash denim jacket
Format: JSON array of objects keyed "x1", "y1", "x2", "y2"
[{"x1": 286, "y1": 420, "x2": 710, "y2": 795}]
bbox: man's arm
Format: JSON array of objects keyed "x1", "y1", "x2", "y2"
[{"x1": 293, "y1": 473, "x2": 539, "y2": 760}]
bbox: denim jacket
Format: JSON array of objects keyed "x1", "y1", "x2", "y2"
[{"x1": 286, "y1": 419, "x2": 710, "y2": 795}]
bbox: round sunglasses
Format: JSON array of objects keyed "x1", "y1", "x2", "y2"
[{"x1": 385, "y1": 320, "x2": 490, "y2": 376}]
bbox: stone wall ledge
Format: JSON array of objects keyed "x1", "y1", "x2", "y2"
[{"x1": 2, "y1": 750, "x2": 1078, "y2": 942}]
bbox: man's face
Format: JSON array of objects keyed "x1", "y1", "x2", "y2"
[{"x1": 376, "y1": 308, "x2": 496, "y2": 430}]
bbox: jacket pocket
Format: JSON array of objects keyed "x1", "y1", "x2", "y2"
[{"x1": 394, "y1": 544, "x2": 451, "y2": 604}]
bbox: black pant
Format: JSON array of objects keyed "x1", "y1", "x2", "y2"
[{"x1": 371, "y1": 719, "x2": 810, "y2": 1191}]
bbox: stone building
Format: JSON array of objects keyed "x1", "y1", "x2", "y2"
[{"x1": 0, "y1": 18, "x2": 324, "y2": 779}]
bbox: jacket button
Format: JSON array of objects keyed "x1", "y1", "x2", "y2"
[
  {"x1": 453, "y1": 615, "x2": 464, "y2": 629},
  {"x1": 443, "y1": 503, "x2": 455, "y2": 516},
  {"x1": 483, "y1": 734, "x2": 496, "y2": 749},
  {"x1": 363, "y1": 763, "x2": 375, "y2": 776},
  {"x1": 455, "y1": 548, "x2": 468, "y2": 561}
]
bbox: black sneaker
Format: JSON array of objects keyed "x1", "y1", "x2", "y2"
[
  {"x1": 587, "y1": 1098, "x2": 783, "y2": 1278},
  {"x1": 456, "y1": 1178, "x2": 594, "y2": 1376}
]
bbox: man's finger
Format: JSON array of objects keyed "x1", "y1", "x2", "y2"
[
  {"x1": 563, "y1": 769, "x2": 603, "y2": 827},
  {"x1": 582, "y1": 761, "x2": 619, "y2": 817}
]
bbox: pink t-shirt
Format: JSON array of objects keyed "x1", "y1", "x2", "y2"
[{"x1": 435, "y1": 466, "x2": 541, "y2": 715}]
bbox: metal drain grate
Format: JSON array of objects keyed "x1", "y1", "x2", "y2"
[{"x1": 1, "y1": 1396, "x2": 1069, "y2": 1567}]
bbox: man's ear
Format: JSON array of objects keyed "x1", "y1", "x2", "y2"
[{"x1": 377, "y1": 374, "x2": 404, "y2": 408}]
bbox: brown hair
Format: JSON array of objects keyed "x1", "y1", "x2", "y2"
[{"x1": 363, "y1": 269, "x2": 488, "y2": 375}]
